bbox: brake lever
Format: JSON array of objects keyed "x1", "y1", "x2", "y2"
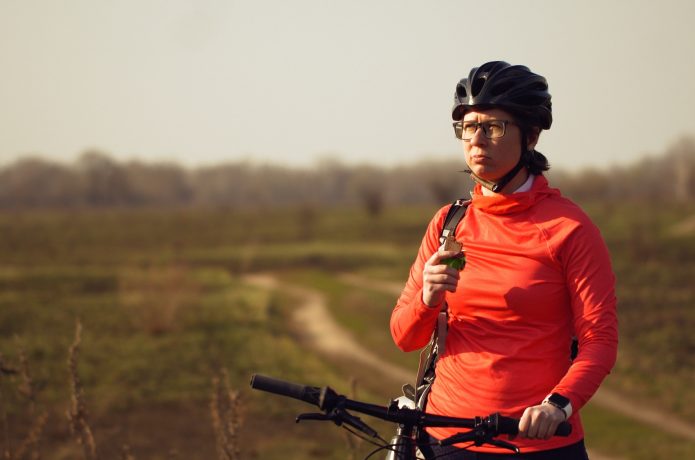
[
  {"x1": 296, "y1": 409, "x2": 378, "y2": 438},
  {"x1": 488, "y1": 438, "x2": 520, "y2": 454},
  {"x1": 440, "y1": 415, "x2": 521, "y2": 454},
  {"x1": 439, "y1": 431, "x2": 477, "y2": 446},
  {"x1": 441, "y1": 430, "x2": 520, "y2": 453},
  {"x1": 334, "y1": 408, "x2": 379, "y2": 438},
  {"x1": 296, "y1": 412, "x2": 332, "y2": 423}
]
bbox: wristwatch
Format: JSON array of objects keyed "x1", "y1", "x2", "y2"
[{"x1": 542, "y1": 393, "x2": 573, "y2": 420}]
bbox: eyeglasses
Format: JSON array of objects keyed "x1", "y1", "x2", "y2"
[{"x1": 452, "y1": 120, "x2": 514, "y2": 140}]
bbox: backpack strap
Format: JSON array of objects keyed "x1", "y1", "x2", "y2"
[
  {"x1": 440, "y1": 198, "x2": 471, "y2": 245},
  {"x1": 434, "y1": 199, "x2": 469, "y2": 355},
  {"x1": 413, "y1": 199, "x2": 470, "y2": 407}
]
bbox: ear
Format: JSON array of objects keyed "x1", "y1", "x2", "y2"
[{"x1": 526, "y1": 128, "x2": 541, "y2": 151}]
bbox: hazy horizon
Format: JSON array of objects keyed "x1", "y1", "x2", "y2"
[{"x1": 2, "y1": 0, "x2": 694, "y2": 172}]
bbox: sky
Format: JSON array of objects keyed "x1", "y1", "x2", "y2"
[{"x1": 1, "y1": 0, "x2": 694, "y2": 171}]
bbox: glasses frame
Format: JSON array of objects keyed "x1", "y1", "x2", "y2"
[{"x1": 452, "y1": 119, "x2": 515, "y2": 141}]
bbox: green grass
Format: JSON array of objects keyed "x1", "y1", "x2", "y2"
[
  {"x1": 582, "y1": 402, "x2": 695, "y2": 459},
  {"x1": 0, "y1": 262, "x2": 357, "y2": 458},
  {"x1": 1, "y1": 202, "x2": 695, "y2": 459}
]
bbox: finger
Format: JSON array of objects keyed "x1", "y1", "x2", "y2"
[
  {"x1": 542, "y1": 423, "x2": 556, "y2": 440},
  {"x1": 543, "y1": 415, "x2": 563, "y2": 439},
  {"x1": 538, "y1": 415, "x2": 559, "y2": 440},
  {"x1": 423, "y1": 275, "x2": 459, "y2": 292},
  {"x1": 438, "y1": 248, "x2": 462, "y2": 261},
  {"x1": 527, "y1": 411, "x2": 547, "y2": 439},
  {"x1": 424, "y1": 266, "x2": 460, "y2": 281},
  {"x1": 542, "y1": 415, "x2": 556, "y2": 440},
  {"x1": 426, "y1": 248, "x2": 462, "y2": 267},
  {"x1": 517, "y1": 408, "x2": 532, "y2": 439},
  {"x1": 426, "y1": 250, "x2": 443, "y2": 266}
]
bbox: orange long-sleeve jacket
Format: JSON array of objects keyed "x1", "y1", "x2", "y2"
[{"x1": 390, "y1": 175, "x2": 618, "y2": 453}]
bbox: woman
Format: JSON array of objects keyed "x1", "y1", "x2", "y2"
[{"x1": 390, "y1": 61, "x2": 618, "y2": 458}]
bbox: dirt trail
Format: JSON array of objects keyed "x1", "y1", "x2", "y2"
[
  {"x1": 245, "y1": 274, "x2": 412, "y2": 383},
  {"x1": 244, "y1": 273, "x2": 691, "y2": 460}
]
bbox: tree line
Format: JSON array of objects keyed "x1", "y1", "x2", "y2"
[{"x1": 1, "y1": 136, "x2": 693, "y2": 210}]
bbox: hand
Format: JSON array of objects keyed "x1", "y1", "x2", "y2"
[
  {"x1": 421, "y1": 248, "x2": 461, "y2": 307},
  {"x1": 516, "y1": 403, "x2": 566, "y2": 440}
]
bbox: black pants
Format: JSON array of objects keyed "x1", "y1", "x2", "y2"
[{"x1": 424, "y1": 437, "x2": 589, "y2": 459}]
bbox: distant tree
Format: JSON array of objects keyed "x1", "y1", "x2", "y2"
[
  {"x1": 350, "y1": 166, "x2": 386, "y2": 218},
  {"x1": 669, "y1": 136, "x2": 695, "y2": 202},
  {"x1": 125, "y1": 161, "x2": 192, "y2": 206},
  {"x1": 388, "y1": 158, "x2": 470, "y2": 206},
  {"x1": 2, "y1": 136, "x2": 694, "y2": 209},
  {"x1": 314, "y1": 157, "x2": 351, "y2": 204},
  {"x1": 0, "y1": 157, "x2": 83, "y2": 208},
  {"x1": 78, "y1": 150, "x2": 133, "y2": 206},
  {"x1": 191, "y1": 163, "x2": 250, "y2": 208}
]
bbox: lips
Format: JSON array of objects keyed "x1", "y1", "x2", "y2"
[{"x1": 470, "y1": 155, "x2": 492, "y2": 164}]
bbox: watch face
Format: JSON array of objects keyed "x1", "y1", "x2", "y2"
[{"x1": 549, "y1": 393, "x2": 570, "y2": 407}]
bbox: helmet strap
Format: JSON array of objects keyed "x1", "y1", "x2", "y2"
[{"x1": 468, "y1": 159, "x2": 526, "y2": 193}]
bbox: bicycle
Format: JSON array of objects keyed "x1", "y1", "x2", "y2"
[{"x1": 250, "y1": 374, "x2": 572, "y2": 459}]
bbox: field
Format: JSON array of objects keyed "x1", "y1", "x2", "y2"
[{"x1": 1, "y1": 202, "x2": 695, "y2": 459}]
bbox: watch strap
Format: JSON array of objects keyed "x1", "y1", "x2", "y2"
[{"x1": 542, "y1": 393, "x2": 573, "y2": 419}]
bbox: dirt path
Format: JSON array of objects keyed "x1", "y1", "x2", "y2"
[
  {"x1": 244, "y1": 274, "x2": 412, "y2": 383},
  {"x1": 245, "y1": 273, "x2": 695, "y2": 460}
]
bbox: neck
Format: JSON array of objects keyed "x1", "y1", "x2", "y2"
[{"x1": 481, "y1": 168, "x2": 530, "y2": 196}]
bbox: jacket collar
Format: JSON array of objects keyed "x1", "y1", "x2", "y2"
[{"x1": 470, "y1": 175, "x2": 560, "y2": 215}]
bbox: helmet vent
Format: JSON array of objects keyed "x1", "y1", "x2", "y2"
[
  {"x1": 471, "y1": 77, "x2": 486, "y2": 97},
  {"x1": 456, "y1": 84, "x2": 468, "y2": 99}
]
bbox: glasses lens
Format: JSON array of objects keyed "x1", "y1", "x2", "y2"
[
  {"x1": 461, "y1": 122, "x2": 478, "y2": 140},
  {"x1": 485, "y1": 121, "x2": 506, "y2": 139},
  {"x1": 453, "y1": 122, "x2": 463, "y2": 139}
]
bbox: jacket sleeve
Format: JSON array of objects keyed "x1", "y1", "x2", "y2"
[
  {"x1": 390, "y1": 206, "x2": 449, "y2": 352},
  {"x1": 553, "y1": 219, "x2": 619, "y2": 411}
]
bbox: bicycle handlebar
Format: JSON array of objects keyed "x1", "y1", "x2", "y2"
[
  {"x1": 250, "y1": 374, "x2": 322, "y2": 406},
  {"x1": 250, "y1": 374, "x2": 572, "y2": 439}
]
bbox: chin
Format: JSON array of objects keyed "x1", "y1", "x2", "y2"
[{"x1": 469, "y1": 166, "x2": 499, "y2": 181}]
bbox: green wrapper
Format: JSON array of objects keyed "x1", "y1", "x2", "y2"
[
  {"x1": 442, "y1": 254, "x2": 466, "y2": 271},
  {"x1": 441, "y1": 234, "x2": 465, "y2": 271}
]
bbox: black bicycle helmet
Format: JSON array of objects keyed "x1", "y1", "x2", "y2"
[
  {"x1": 452, "y1": 61, "x2": 552, "y2": 192},
  {"x1": 452, "y1": 61, "x2": 552, "y2": 130}
]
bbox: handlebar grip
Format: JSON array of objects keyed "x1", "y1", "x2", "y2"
[
  {"x1": 555, "y1": 421, "x2": 572, "y2": 437},
  {"x1": 497, "y1": 415, "x2": 572, "y2": 437},
  {"x1": 250, "y1": 374, "x2": 321, "y2": 406}
]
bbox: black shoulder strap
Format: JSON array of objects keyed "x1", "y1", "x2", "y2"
[
  {"x1": 412, "y1": 198, "x2": 471, "y2": 412},
  {"x1": 439, "y1": 198, "x2": 471, "y2": 244}
]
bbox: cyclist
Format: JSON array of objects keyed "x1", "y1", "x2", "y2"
[{"x1": 390, "y1": 61, "x2": 618, "y2": 459}]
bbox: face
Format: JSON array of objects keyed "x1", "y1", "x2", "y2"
[{"x1": 461, "y1": 108, "x2": 536, "y2": 182}]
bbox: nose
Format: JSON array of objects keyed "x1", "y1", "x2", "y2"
[{"x1": 469, "y1": 124, "x2": 488, "y2": 146}]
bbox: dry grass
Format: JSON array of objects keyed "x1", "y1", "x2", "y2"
[
  {"x1": 1, "y1": 347, "x2": 48, "y2": 460},
  {"x1": 343, "y1": 377, "x2": 362, "y2": 460},
  {"x1": 1, "y1": 352, "x2": 16, "y2": 460},
  {"x1": 13, "y1": 412, "x2": 47, "y2": 460},
  {"x1": 4, "y1": 321, "x2": 250, "y2": 459},
  {"x1": 66, "y1": 320, "x2": 99, "y2": 460},
  {"x1": 17, "y1": 344, "x2": 46, "y2": 459},
  {"x1": 210, "y1": 369, "x2": 242, "y2": 460},
  {"x1": 119, "y1": 444, "x2": 135, "y2": 460},
  {"x1": 16, "y1": 348, "x2": 36, "y2": 415}
]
